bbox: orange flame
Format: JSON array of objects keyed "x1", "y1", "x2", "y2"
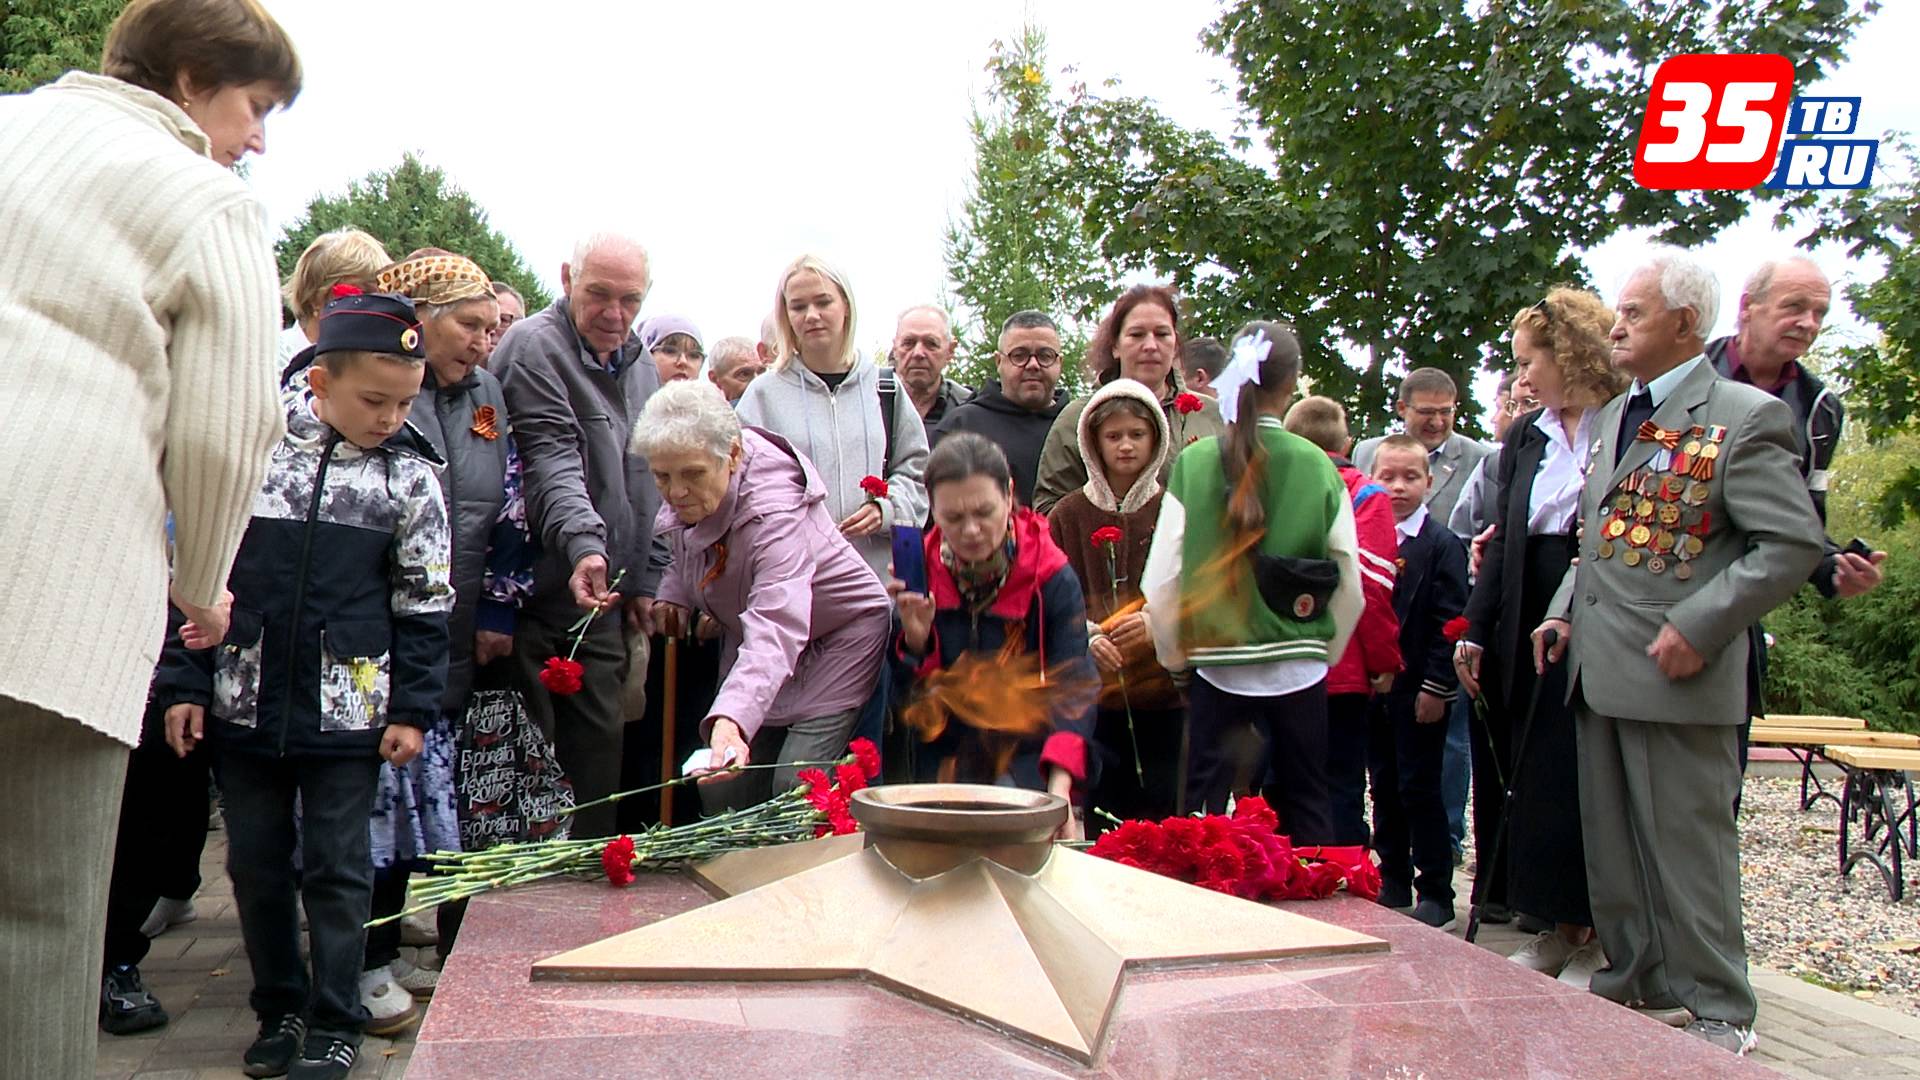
[{"x1": 900, "y1": 643, "x2": 1097, "y2": 781}]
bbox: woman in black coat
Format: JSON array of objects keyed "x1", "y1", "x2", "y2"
[{"x1": 1455, "y1": 288, "x2": 1625, "y2": 985}]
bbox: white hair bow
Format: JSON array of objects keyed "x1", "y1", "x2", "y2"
[{"x1": 1214, "y1": 331, "x2": 1271, "y2": 423}]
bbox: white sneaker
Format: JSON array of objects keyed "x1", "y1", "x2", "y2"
[
  {"x1": 1684, "y1": 1018, "x2": 1757, "y2": 1056},
  {"x1": 138, "y1": 897, "x2": 197, "y2": 939},
  {"x1": 399, "y1": 911, "x2": 440, "y2": 947},
  {"x1": 1509, "y1": 931, "x2": 1577, "y2": 975},
  {"x1": 1556, "y1": 940, "x2": 1607, "y2": 989},
  {"x1": 358, "y1": 966, "x2": 419, "y2": 1036},
  {"x1": 391, "y1": 951, "x2": 441, "y2": 999}
]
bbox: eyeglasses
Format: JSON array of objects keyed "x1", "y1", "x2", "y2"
[
  {"x1": 1004, "y1": 348, "x2": 1061, "y2": 368},
  {"x1": 1409, "y1": 405, "x2": 1456, "y2": 421},
  {"x1": 1502, "y1": 396, "x2": 1541, "y2": 416},
  {"x1": 1531, "y1": 298, "x2": 1553, "y2": 323}
]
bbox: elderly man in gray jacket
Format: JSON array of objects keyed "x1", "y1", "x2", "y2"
[
  {"x1": 1535, "y1": 249, "x2": 1822, "y2": 1056},
  {"x1": 491, "y1": 232, "x2": 663, "y2": 839}
]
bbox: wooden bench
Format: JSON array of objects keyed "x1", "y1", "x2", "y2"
[
  {"x1": 1824, "y1": 745, "x2": 1920, "y2": 902},
  {"x1": 1749, "y1": 726, "x2": 1920, "y2": 810},
  {"x1": 1753, "y1": 714, "x2": 1868, "y2": 731}
]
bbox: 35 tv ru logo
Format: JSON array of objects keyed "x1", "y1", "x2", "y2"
[{"x1": 1632, "y1": 54, "x2": 1878, "y2": 191}]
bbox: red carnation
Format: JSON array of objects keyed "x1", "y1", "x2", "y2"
[
  {"x1": 848, "y1": 738, "x2": 882, "y2": 780},
  {"x1": 834, "y1": 762, "x2": 868, "y2": 797},
  {"x1": 1174, "y1": 392, "x2": 1204, "y2": 415},
  {"x1": 1232, "y1": 794, "x2": 1280, "y2": 834},
  {"x1": 1442, "y1": 616, "x2": 1471, "y2": 643},
  {"x1": 330, "y1": 283, "x2": 364, "y2": 299},
  {"x1": 600, "y1": 835, "x2": 636, "y2": 887},
  {"x1": 859, "y1": 475, "x2": 889, "y2": 500},
  {"x1": 797, "y1": 767, "x2": 832, "y2": 801},
  {"x1": 1090, "y1": 525, "x2": 1124, "y2": 548},
  {"x1": 538, "y1": 656, "x2": 584, "y2": 696}
]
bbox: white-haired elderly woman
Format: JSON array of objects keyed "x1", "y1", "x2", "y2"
[{"x1": 637, "y1": 380, "x2": 894, "y2": 810}]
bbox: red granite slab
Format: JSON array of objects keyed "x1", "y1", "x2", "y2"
[{"x1": 410, "y1": 874, "x2": 1785, "y2": 1079}]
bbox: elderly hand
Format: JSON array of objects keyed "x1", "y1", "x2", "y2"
[
  {"x1": 1647, "y1": 622, "x2": 1706, "y2": 680},
  {"x1": 1834, "y1": 551, "x2": 1887, "y2": 598},
  {"x1": 474, "y1": 630, "x2": 513, "y2": 666},
  {"x1": 1470, "y1": 523, "x2": 1497, "y2": 579},
  {"x1": 380, "y1": 724, "x2": 424, "y2": 766},
  {"x1": 624, "y1": 595, "x2": 654, "y2": 635},
  {"x1": 839, "y1": 502, "x2": 884, "y2": 539},
  {"x1": 652, "y1": 601, "x2": 693, "y2": 639},
  {"x1": 1089, "y1": 634, "x2": 1124, "y2": 675},
  {"x1": 172, "y1": 586, "x2": 232, "y2": 650},
  {"x1": 697, "y1": 718, "x2": 752, "y2": 784},
  {"x1": 164, "y1": 703, "x2": 204, "y2": 758},
  {"x1": 888, "y1": 578, "x2": 935, "y2": 656},
  {"x1": 1453, "y1": 641, "x2": 1483, "y2": 699},
  {"x1": 1532, "y1": 618, "x2": 1570, "y2": 674},
  {"x1": 569, "y1": 554, "x2": 620, "y2": 611},
  {"x1": 695, "y1": 613, "x2": 722, "y2": 641}
]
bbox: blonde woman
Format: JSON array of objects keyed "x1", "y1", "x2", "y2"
[
  {"x1": 1454, "y1": 286, "x2": 1626, "y2": 986},
  {"x1": 278, "y1": 227, "x2": 391, "y2": 367},
  {"x1": 735, "y1": 255, "x2": 928, "y2": 581}
]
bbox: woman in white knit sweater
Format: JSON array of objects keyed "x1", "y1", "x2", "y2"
[{"x1": 0, "y1": 1, "x2": 298, "y2": 1074}]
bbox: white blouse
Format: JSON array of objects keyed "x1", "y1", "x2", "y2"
[{"x1": 1527, "y1": 407, "x2": 1597, "y2": 536}]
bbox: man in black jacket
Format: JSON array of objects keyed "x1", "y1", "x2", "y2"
[
  {"x1": 1706, "y1": 255, "x2": 1886, "y2": 729},
  {"x1": 934, "y1": 310, "x2": 1069, "y2": 506}
]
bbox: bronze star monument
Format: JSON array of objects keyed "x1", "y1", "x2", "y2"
[{"x1": 533, "y1": 784, "x2": 1387, "y2": 1064}]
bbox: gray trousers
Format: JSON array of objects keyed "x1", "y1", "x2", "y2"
[
  {"x1": 510, "y1": 612, "x2": 632, "y2": 839},
  {"x1": 697, "y1": 709, "x2": 860, "y2": 814},
  {"x1": 1576, "y1": 706, "x2": 1755, "y2": 1025},
  {"x1": 0, "y1": 697, "x2": 129, "y2": 1080}
]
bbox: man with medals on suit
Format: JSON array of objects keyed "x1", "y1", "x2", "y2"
[{"x1": 1533, "y1": 249, "x2": 1823, "y2": 1057}]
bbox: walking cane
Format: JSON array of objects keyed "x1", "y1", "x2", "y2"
[
  {"x1": 1465, "y1": 627, "x2": 1558, "y2": 944},
  {"x1": 660, "y1": 635, "x2": 679, "y2": 826}
]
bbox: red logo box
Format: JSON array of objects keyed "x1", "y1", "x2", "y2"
[{"x1": 1633, "y1": 54, "x2": 1795, "y2": 190}]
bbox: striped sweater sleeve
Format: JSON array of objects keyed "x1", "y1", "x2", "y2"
[{"x1": 160, "y1": 199, "x2": 285, "y2": 606}]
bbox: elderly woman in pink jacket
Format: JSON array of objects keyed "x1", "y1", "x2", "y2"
[{"x1": 634, "y1": 380, "x2": 893, "y2": 811}]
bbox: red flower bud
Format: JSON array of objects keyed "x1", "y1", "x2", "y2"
[
  {"x1": 538, "y1": 656, "x2": 585, "y2": 696},
  {"x1": 600, "y1": 835, "x2": 637, "y2": 887}
]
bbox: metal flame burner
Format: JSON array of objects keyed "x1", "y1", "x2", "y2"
[{"x1": 533, "y1": 784, "x2": 1385, "y2": 1065}]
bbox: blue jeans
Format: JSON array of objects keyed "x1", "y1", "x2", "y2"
[{"x1": 1444, "y1": 693, "x2": 1472, "y2": 852}]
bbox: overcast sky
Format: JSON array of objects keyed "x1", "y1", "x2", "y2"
[{"x1": 249, "y1": 0, "x2": 1917, "y2": 413}]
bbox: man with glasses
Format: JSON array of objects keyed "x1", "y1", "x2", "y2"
[
  {"x1": 891, "y1": 304, "x2": 972, "y2": 426},
  {"x1": 932, "y1": 310, "x2": 1070, "y2": 506},
  {"x1": 1356, "y1": 367, "x2": 1492, "y2": 529}
]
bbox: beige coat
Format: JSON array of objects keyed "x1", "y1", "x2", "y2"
[{"x1": 0, "y1": 73, "x2": 284, "y2": 744}]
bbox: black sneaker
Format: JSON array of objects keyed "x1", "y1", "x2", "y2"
[
  {"x1": 289, "y1": 1033, "x2": 358, "y2": 1080},
  {"x1": 1411, "y1": 897, "x2": 1458, "y2": 931},
  {"x1": 243, "y1": 1013, "x2": 307, "y2": 1078},
  {"x1": 1479, "y1": 901, "x2": 1514, "y2": 925},
  {"x1": 99, "y1": 964, "x2": 168, "y2": 1035},
  {"x1": 1375, "y1": 879, "x2": 1413, "y2": 910}
]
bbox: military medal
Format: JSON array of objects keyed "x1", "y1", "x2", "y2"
[
  {"x1": 1686, "y1": 481, "x2": 1710, "y2": 505},
  {"x1": 1599, "y1": 540, "x2": 1616, "y2": 559},
  {"x1": 1683, "y1": 534, "x2": 1705, "y2": 558},
  {"x1": 1658, "y1": 503, "x2": 1682, "y2": 526},
  {"x1": 1604, "y1": 518, "x2": 1628, "y2": 540},
  {"x1": 1653, "y1": 529, "x2": 1675, "y2": 554},
  {"x1": 1674, "y1": 439, "x2": 1701, "y2": 475},
  {"x1": 1635, "y1": 497, "x2": 1656, "y2": 519},
  {"x1": 1648, "y1": 555, "x2": 1667, "y2": 575},
  {"x1": 1623, "y1": 549, "x2": 1643, "y2": 567},
  {"x1": 1614, "y1": 493, "x2": 1634, "y2": 513},
  {"x1": 1674, "y1": 562, "x2": 1693, "y2": 580},
  {"x1": 1628, "y1": 524, "x2": 1652, "y2": 548}
]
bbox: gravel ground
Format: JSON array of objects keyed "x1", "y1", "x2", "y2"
[{"x1": 1738, "y1": 773, "x2": 1920, "y2": 1014}]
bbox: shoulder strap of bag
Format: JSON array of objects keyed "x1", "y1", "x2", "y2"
[{"x1": 877, "y1": 369, "x2": 899, "y2": 470}]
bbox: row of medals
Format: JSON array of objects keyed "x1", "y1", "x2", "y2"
[{"x1": 1594, "y1": 423, "x2": 1728, "y2": 581}]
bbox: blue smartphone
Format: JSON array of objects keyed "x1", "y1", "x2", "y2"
[{"x1": 891, "y1": 525, "x2": 928, "y2": 595}]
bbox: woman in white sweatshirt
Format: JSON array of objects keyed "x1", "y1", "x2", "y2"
[
  {"x1": 0, "y1": 1, "x2": 297, "y2": 1073},
  {"x1": 735, "y1": 255, "x2": 930, "y2": 582}
]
